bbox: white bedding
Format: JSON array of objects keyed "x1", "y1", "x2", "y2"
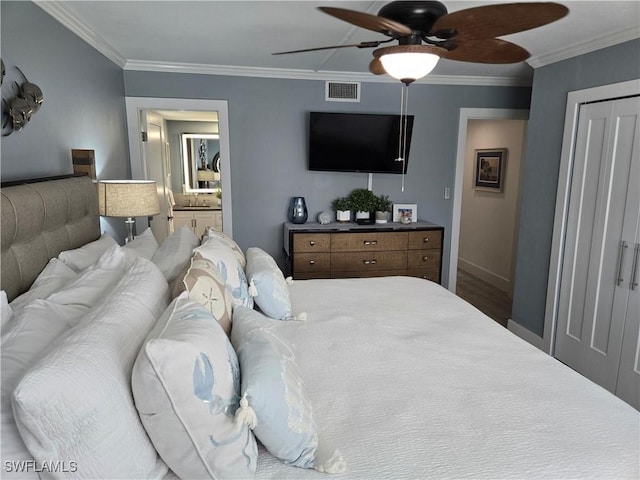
[{"x1": 253, "y1": 277, "x2": 639, "y2": 479}]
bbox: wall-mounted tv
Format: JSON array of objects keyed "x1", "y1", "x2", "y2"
[{"x1": 308, "y1": 112, "x2": 414, "y2": 174}]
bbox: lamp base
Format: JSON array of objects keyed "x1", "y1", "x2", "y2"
[{"x1": 125, "y1": 217, "x2": 135, "y2": 243}]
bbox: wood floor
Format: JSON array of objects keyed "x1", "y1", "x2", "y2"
[{"x1": 455, "y1": 269, "x2": 511, "y2": 327}]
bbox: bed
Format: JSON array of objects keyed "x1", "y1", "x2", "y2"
[{"x1": 1, "y1": 175, "x2": 638, "y2": 480}]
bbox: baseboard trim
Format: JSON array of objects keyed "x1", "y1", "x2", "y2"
[
  {"x1": 458, "y1": 258, "x2": 510, "y2": 293},
  {"x1": 507, "y1": 319, "x2": 545, "y2": 351}
]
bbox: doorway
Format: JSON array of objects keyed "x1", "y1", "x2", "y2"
[
  {"x1": 449, "y1": 109, "x2": 529, "y2": 326},
  {"x1": 125, "y1": 97, "x2": 234, "y2": 240}
]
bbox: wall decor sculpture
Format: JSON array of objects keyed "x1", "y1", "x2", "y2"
[{"x1": 1, "y1": 60, "x2": 44, "y2": 136}]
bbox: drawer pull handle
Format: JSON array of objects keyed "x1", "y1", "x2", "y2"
[
  {"x1": 364, "y1": 240, "x2": 378, "y2": 246},
  {"x1": 423, "y1": 256, "x2": 429, "y2": 262},
  {"x1": 423, "y1": 238, "x2": 430, "y2": 243},
  {"x1": 309, "y1": 260, "x2": 315, "y2": 265},
  {"x1": 309, "y1": 241, "x2": 315, "y2": 246},
  {"x1": 363, "y1": 259, "x2": 377, "y2": 265}
]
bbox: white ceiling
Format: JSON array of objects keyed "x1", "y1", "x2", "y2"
[{"x1": 38, "y1": 1, "x2": 640, "y2": 86}]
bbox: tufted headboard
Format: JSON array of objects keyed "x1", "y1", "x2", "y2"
[{"x1": 1, "y1": 175, "x2": 101, "y2": 301}]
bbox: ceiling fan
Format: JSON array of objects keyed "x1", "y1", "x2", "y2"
[{"x1": 274, "y1": 1, "x2": 569, "y2": 83}]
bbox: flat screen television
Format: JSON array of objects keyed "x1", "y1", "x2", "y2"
[{"x1": 308, "y1": 112, "x2": 414, "y2": 174}]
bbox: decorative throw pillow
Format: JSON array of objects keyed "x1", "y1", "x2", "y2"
[
  {"x1": 12, "y1": 257, "x2": 170, "y2": 480},
  {"x1": 8, "y1": 258, "x2": 77, "y2": 314},
  {"x1": 204, "y1": 227, "x2": 246, "y2": 267},
  {"x1": 123, "y1": 227, "x2": 159, "y2": 260},
  {"x1": 231, "y1": 306, "x2": 345, "y2": 473},
  {"x1": 174, "y1": 252, "x2": 233, "y2": 334},
  {"x1": 132, "y1": 293, "x2": 257, "y2": 479},
  {"x1": 152, "y1": 226, "x2": 200, "y2": 283},
  {"x1": 195, "y1": 235, "x2": 252, "y2": 309},
  {"x1": 58, "y1": 232, "x2": 118, "y2": 272},
  {"x1": 245, "y1": 247, "x2": 300, "y2": 320}
]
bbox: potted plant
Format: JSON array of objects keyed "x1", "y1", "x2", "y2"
[
  {"x1": 375, "y1": 194, "x2": 392, "y2": 224},
  {"x1": 332, "y1": 197, "x2": 352, "y2": 223},
  {"x1": 348, "y1": 188, "x2": 378, "y2": 224}
]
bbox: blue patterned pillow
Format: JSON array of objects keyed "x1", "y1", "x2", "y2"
[
  {"x1": 245, "y1": 247, "x2": 294, "y2": 320},
  {"x1": 231, "y1": 307, "x2": 345, "y2": 473},
  {"x1": 132, "y1": 293, "x2": 257, "y2": 479}
]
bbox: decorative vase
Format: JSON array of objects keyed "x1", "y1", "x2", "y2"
[
  {"x1": 375, "y1": 211, "x2": 389, "y2": 224},
  {"x1": 355, "y1": 211, "x2": 374, "y2": 225},
  {"x1": 289, "y1": 196, "x2": 308, "y2": 224}
]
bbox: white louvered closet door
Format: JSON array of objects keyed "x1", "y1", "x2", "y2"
[{"x1": 554, "y1": 95, "x2": 640, "y2": 408}]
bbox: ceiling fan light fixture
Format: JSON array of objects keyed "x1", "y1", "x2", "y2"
[{"x1": 379, "y1": 52, "x2": 440, "y2": 83}]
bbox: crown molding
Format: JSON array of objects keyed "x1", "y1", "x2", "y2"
[
  {"x1": 34, "y1": 0, "x2": 127, "y2": 68},
  {"x1": 123, "y1": 60, "x2": 532, "y2": 87},
  {"x1": 528, "y1": 26, "x2": 640, "y2": 68}
]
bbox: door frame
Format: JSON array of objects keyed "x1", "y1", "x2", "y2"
[
  {"x1": 544, "y1": 79, "x2": 640, "y2": 355},
  {"x1": 125, "y1": 97, "x2": 234, "y2": 236},
  {"x1": 449, "y1": 108, "x2": 530, "y2": 294}
]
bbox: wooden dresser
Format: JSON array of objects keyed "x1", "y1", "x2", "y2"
[{"x1": 284, "y1": 221, "x2": 444, "y2": 284}]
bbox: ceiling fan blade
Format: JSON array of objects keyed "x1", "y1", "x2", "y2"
[
  {"x1": 441, "y1": 38, "x2": 530, "y2": 64},
  {"x1": 369, "y1": 58, "x2": 386, "y2": 75},
  {"x1": 319, "y1": 6, "x2": 411, "y2": 36},
  {"x1": 273, "y1": 40, "x2": 384, "y2": 55},
  {"x1": 432, "y1": 2, "x2": 569, "y2": 40}
]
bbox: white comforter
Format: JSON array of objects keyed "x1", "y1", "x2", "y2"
[{"x1": 254, "y1": 277, "x2": 639, "y2": 479}]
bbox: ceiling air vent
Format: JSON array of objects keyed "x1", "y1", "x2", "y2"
[{"x1": 325, "y1": 81, "x2": 360, "y2": 102}]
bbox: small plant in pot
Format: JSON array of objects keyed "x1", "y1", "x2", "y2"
[
  {"x1": 375, "y1": 194, "x2": 392, "y2": 224},
  {"x1": 332, "y1": 197, "x2": 352, "y2": 223},
  {"x1": 348, "y1": 188, "x2": 378, "y2": 225}
]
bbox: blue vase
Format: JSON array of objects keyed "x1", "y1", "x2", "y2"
[{"x1": 289, "y1": 197, "x2": 308, "y2": 224}]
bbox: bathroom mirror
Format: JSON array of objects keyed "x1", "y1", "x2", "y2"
[{"x1": 181, "y1": 133, "x2": 220, "y2": 193}]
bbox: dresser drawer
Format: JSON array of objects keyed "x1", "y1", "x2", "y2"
[
  {"x1": 331, "y1": 251, "x2": 407, "y2": 271},
  {"x1": 293, "y1": 233, "x2": 331, "y2": 253},
  {"x1": 408, "y1": 230, "x2": 442, "y2": 250},
  {"x1": 293, "y1": 253, "x2": 331, "y2": 273},
  {"x1": 407, "y1": 249, "x2": 441, "y2": 269},
  {"x1": 407, "y1": 267, "x2": 441, "y2": 282},
  {"x1": 332, "y1": 269, "x2": 407, "y2": 279},
  {"x1": 331, "y1": 232, "x2": 407, "y2": 252}
]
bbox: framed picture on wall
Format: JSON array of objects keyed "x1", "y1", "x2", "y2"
[{"x1": 474, "y1": 148, "x2": 506, "y2": 192}]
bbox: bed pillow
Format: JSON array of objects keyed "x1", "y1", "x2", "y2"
[
  {"x1": 152, "y1": 225, "x2": 200, "y2": 283},
  {"x1": 8, "y1": 258, "x2": 77, "y2": 313},
  {"x1": 123, "y1": 227, "x2": 159, "y2": 260},
  {"x1": 132, "y1": 292, "x2": 257, "y2": 479},
  {"x1": 58, "y1": 232, "x2": 118, "y2": 272},
  {"x1": 204, "y1": 227, "x2": 246, "y2": 267},
  {"x1": 231, "y1": 307, "x2": 343, "y2": 473},
  {"x1": 1, "y1": 301, "x2": 88, "y2": 478},
  {"x1": 12, "y1": 257, "x2": 170, "y2": 480},
  {"x1": 1, "y1": 291, "x2": 12, "y2": 330},
  {"x1": 245, "y1": 247, "x2": 296, "y2": 320},
  {"x1": 173, "y1": 252, "x2": 233, "y2": 335},
  {"x1": 195, "y1": 235, "x2": 252, "y2": 309}
]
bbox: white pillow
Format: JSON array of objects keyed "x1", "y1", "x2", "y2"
[
  {"x1": 1, "y1": 291, "x2": 12, "y2": 330},
  {"x1": 47, "y1": 244, "x2": 132, "y2": 308},
  {"x1": 204, "y1": 227, "x2": 246, "y2": 267},
  {"x1": 58, "y1": 232, "x2": 118, "y2": 272},
  {"x1": 8, "y1": 259, "x2": 77, "y2": 314},
  {"x1": 12, "y1": 257, "x2": 170, "y2": 480},
  {"x1": 152, "y1": 226, "x2": 199, "y2": 283},
  {"x1": 123, "y1": 227, "x2": 159, "y2": 260},
  {"x1": 132, "y1": 292, "x2": 257, "y2": 479},
  {"x1": 195, "y1": 236, "x2": 253, "y2": 309},
  {"x1": 245, "y1": 247, "x2": 294, "y2": 320},
  {"x1": 1, "y1": 301, "x2": 88, "y2": 478}
]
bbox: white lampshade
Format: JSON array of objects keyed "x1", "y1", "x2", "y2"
[
  {"x1": 98, "y1": 180, "x2": 160, "y2": 217},
  {"x1": 380, "y1": 52, "x2": 440, "y2": 82},
  {"x1": 373, "y1": 45, "x2": 442, "y2": 83}
]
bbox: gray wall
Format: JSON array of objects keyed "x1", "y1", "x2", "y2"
[
  {"x1": 124, "y1": 72, "x2": 531, "y2": 280},
  {"x1": 1, "y1": 1, "x2": 129, "y2": 240},
  {"x1": 511, "y1": 39, "x2": 640, "y2": 336}
]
